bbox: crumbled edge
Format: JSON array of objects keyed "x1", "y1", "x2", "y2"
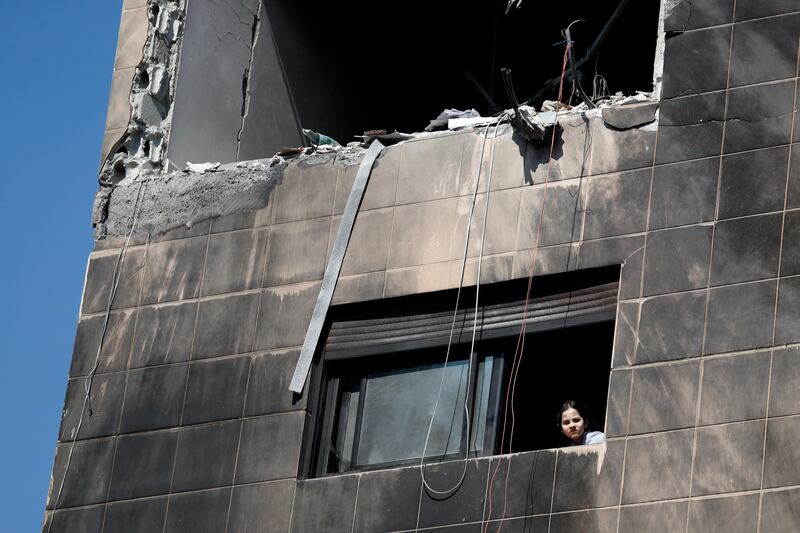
[{"x1": 94, "y1": 0, "x2": 187, "y2": 239}]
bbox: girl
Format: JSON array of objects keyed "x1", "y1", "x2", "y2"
[{"x1": 557, "y1": 400, "x2": 605, "y2": 445}]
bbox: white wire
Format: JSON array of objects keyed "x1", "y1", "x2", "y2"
[
  {"x1": 47, "y1": 176, "x2": 149, "y2": 531},
  {"x1": 420, "y1": 116, "x2": 506, "y2": 498}
]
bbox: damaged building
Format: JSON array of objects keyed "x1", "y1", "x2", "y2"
[{"x1": 44, "y1": 0, "x2": 800, "y2": 531}]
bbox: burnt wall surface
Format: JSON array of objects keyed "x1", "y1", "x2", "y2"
[{"x1": 45, "y1": 1, "x2": 800, "y2": 532}]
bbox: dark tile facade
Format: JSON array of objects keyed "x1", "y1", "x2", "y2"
[
  {"x1": 760, "y1": 488, "x2": 800, "y2": 533},
  {"x1": 622, "y1": 431, "x2": 694, "y2": 504},
  {"x1": 618, "y1": 501, "x2": 687, "y2": 533},
  {"x1": 46, "y1": 2, "x2": 800, "y2": 531},
  {"x1": 692, "y1": 420, "x2": 765, "y2": 496},
  {"x1": 228, "y1": 481, "x2": 295, "y2": 533},
  {"x1": 628, "y1": 362, "x2": 700, "y2": 434},
  {"x1": 108, "y1": 431, "x2": 178, "y2": 500},
  {"x1": 551, "y1": 441, "x2": 624, "y2": 512},
  {"x1": 649, "y1": 157, "x2": 718, "y2": 230},
  {"x1": 687, "y1": 494, "x2": 759, "y2": 533},
  {"x1": 417, "y1": 460, "x2": 489, "y2": 528},
  {"x1": 352, "y1": 466, "x2": 422, "y2": 533},
  {"x1": 104, "y1": 498, "x2": 168, "y2": 533},
  {"x1": 484, "y1": 451, "x2": 555, "y2": 520}
]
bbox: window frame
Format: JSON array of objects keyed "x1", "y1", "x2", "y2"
[
  {"x1": 301, "y1": 266, "x2": 621, "y2": 479},
  {"x1": 312, "y1": 344, "x2": 507, "y2": 476}
]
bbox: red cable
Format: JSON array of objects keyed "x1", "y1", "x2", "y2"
[{"x1": 484, "y1": 42, "x2": 572, "y2": 533}]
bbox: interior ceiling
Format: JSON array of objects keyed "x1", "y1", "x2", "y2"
[{"x1": 265, "y1": 0, "x2": 661, "y2": 143}]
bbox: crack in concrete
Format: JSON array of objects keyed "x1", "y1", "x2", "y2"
[
  {"x1": 208, "y1": 0, "x2": 254, "y2": 26},
  {"x1": 213, "y1": 29, "x2": 252, "y2": 49},
  {"x1": 664, "y1": 0, "x2": 694, "y2": 34},
  {"x1": 682, "y1": 0, "x2": 694, "y2": 32},
  {"x1": 661, "y1": 112, "x2": 793, "y2": 128},
  {"x1": 673, "y1": 87, "x2": 702, "y2": 98},
  {"x1": 237, "y1": 0, "x2": 258, "y2": 19},
  {"x1": 623, "y1": 245, "x2": 645, "y2": 265},
  {"x1": 236, "y1": 0, "x2": 262, "y2": 161}
]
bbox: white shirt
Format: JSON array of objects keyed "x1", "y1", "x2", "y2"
[{"x1": 572, "y1": 430, "x2": 605, "y2": 445}]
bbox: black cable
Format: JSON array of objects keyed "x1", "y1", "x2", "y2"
[
  {"x1": 501, "y1": 68, "x2": 520, "y2": 114},
  {"x1": 505, "y1": 0, "x2": 522, "y2": 15},
  {"x1": 525, "y1": 0, "x2": 631, "y2": 105},
  {"x1": 565, "y1": 23, "x2": 596, "y2": 108},
  {"x1": 501, "y1": 68, "x2": 546, "y2": 140}
]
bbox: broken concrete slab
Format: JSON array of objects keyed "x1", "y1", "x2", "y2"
[
  {"x1": 100, "y1": 0, "x2": 186, "y2": 177},
  {"x1": 135, "y1": 93, "x2": 167, "y2": 125},
  {"x1": 601, "y1": 102, "x2": 659, "y2": 130},
  {"x1": 99, "y1": 158, "x2": 284, "y2": 238},
  {"x1": 96, "y1": 145, "x2": 371, "y2": 238},
  {"x1": 663, "y1": 0, "x2": 735, "y2": 33}
]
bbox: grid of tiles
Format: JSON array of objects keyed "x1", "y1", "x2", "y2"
[{"x1": 45, "y1": 1, "x2": 800, "y2": 531}]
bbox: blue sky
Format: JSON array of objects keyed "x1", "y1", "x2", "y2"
[{"x1": 0, "y1": 1, "x2": 122, "y2": 529}]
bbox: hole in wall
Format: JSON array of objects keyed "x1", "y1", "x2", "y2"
[
  {"x1": 264, "y1": 0, "x2": 660, "y2": 143},
  {"x1": 138, "y1": 69, "x2": 150, "y2": 90},
  {"x1": 112, "y1": 159, "x2": 126, "y2": 182}
]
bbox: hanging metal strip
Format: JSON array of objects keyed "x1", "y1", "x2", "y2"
[{"x1": 289, "y1": 139, "x2": 385, "y2": 393}]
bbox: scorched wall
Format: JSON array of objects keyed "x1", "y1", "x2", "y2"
[{"x1": 44, "y1": 0, "x2": 800, "y2": 532}]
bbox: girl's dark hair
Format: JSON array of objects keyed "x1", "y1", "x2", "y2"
[{"x1": 555, "y1": 400, "x2": 595, "y2": 430}]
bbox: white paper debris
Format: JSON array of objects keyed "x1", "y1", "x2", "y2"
[
  {"x1": 448, "y1": 116, "x2": 500, "y2": 129},
  {"x1": 186, "y1": 162, "x2": 221, "y2": 173}
]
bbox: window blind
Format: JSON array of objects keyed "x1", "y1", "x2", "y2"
[{"x1": 324, "y1": 281, "x2": 618, "y2": 359}]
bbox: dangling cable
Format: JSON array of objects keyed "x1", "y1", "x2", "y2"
[
  {"x1": 526, "y1": 0, "x2": 631, "y2": 105},
  {"x1": 47, "y1": 175, "x2": 149, "y2": 532},
  {"x1": 504, "y1": 0, "x2": 522, "y2": 15},
  {"x1": 484, "y1": 43, "x2": 572, "y2": 533},
  {"x1": 564, "y1": 20, "x2": 596, "y2": 109},
  {"x1": 420, "y1": 115, "x2": 507, "y2": 498}
]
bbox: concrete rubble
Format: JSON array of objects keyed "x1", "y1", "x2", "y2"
[
  {"x1": 101, "y1": 157, "x2": 286, "y2": 237},
  {"x1": 94, "y1": 0, "x2": 188, "y2": 236},
  {"x1": 98, "y1": 145, "x2": 387, "y2": 237}
]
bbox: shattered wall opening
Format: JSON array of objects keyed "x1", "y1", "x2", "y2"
[
  {"x1": 100, "y1": 0, "x2": 186, "y2": 181},
  {"x1": 266, "y1": 0, "x2": 661, "y2": 143},
  {"x1": 139, "y1": 0, "x2": 662, "y2": 171}
]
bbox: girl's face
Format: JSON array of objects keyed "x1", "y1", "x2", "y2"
[{"x1": 560, "y1": 407, "x2": 586, "y2": 443}]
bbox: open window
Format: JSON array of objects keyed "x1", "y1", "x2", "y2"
[{"x1": 305, "y1": 267, "x2": 619, "y2": 477}]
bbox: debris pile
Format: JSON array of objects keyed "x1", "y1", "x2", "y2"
[{"x1": 267, "y1": 89, "x2": 656, "y2": 164}]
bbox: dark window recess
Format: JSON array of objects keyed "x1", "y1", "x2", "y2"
[
  {"x1": 263, "y1": 0, "x2": 659, "y2": 143},
  {"x1": 306, "y1": 267, "x2": 618, "y2": 477}
]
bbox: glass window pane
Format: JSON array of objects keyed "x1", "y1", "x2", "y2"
[
  {"x1": 471, "y1": 355, "x2": 494, "y2": 453},
  {"x1": 356, "y1": 359, "x2": 469, "y2": 467},
  {"x1": 334, "y1": 385, "x2": 360, "y2": 471}
]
